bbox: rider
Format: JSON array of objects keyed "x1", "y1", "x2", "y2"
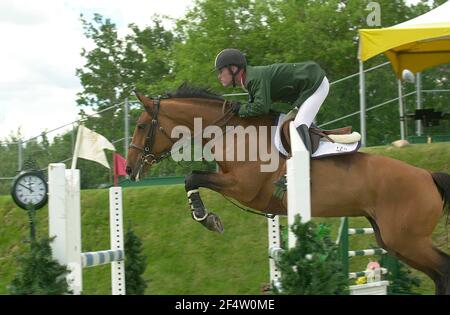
[{"x1": 214, "y1": 48, "x2": 329, "y2": 154}]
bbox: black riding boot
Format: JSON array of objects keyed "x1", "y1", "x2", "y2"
[{"x1": 296, "y1": 124, "x2": 312, "y2": 155}]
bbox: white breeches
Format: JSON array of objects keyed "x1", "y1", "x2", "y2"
[{"x1": 293, "y1": 76, "x2": 330, "y2": 128}]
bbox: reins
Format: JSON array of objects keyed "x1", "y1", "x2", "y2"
[{"x1": 222, "y1": 195, "x2": 277, "y2": 219}]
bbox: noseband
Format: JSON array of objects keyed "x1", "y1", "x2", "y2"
[{"x1": 129, "y1": 97, "x2": 174, "y2": 168}]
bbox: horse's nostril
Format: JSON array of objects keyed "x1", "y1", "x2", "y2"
[{"x1": 126, "y1": 166, "x2": 132, "y2": 175}]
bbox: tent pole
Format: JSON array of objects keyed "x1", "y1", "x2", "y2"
[
  {"x1": 416, "y1": 72, "x2": 422, "y2": 136},
  {"x1": 359, "y1": 61, "x2": 367, "y2": 147},
  {"x1": 398, "y1": 79, "x2": 406, "y2": 140}
]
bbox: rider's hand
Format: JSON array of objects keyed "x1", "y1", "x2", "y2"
[{"x1": 230, "y1": 101, "x2": 241, "y2": 114}]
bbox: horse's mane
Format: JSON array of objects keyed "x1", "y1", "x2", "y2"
[{"x1": 167, "y1": 83, "x2": 224, "y2": 101}]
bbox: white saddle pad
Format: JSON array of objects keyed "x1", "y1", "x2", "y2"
[{"x1": 274, "y1": 114, "x2": 361, "y2": 158}]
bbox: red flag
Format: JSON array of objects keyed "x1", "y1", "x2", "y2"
[
  {"x1": 113, "y1": 153, "x2": 127, "y2": 186},
  {"x1": 114, "y1": 153, "x2": 127, "y2": 176}
]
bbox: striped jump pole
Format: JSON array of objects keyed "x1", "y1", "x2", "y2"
[
  {"x1": 348, "y1": 228, "x2": 374, "y2": 235},
  {"x1": 82, "y1": 249, "x2": 124, "y2": 267},
  {"x1": 348, "y1": 248, "x2": 388, "y2": 257},
  {"x1": 48, "y1": 163, "x2": 125, "y2": 295},
  {"x1": 338, "y1": 217, "x2": 389, "y2": 294},
  {"x1": 349, "y1": 268, "x2": 388, "y2": 279}
]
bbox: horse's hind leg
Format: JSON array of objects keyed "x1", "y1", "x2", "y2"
[
  {"x1": 368, "y1": 218, "x2": 449, "y2": 294},
  {"x1": 395, "y1": 240, "x2": 449, "y2": 295},
  {"x1": 382, "y1": 234, "x2": 449, "y2": 295},
  {"x1": 437, "y1": 249, "x2": 450, "y2": 295},
  {"x1": 366, "y1": 217, "x2": 391, "y2": 255},
  {"x1": 369, "y1": 169, "x2": 450, "y2": 294}
]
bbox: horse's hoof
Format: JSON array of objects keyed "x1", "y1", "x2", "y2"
[{"x1": 201, "y1": 212, "x2": 224, "y2": 233}]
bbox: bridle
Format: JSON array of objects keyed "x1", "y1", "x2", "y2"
[
  {"x1": 129, "y1": 96, "x2": 236, "y2": 176},
  {"x1": 129, "y1": 97, "x2": 174, "y2": 171}
]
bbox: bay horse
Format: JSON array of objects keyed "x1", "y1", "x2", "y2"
[{"x1": 125, "y1": 85, "x2": 450, "y2": 294}]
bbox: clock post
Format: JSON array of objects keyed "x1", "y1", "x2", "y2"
[{"x1": 25, "y1": 203, "x2": 37, "y2": 242}]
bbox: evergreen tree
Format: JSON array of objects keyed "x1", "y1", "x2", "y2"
[
  {"x1": 8, "y1": 237, "x2": 71, "y2": 295},
  {"x1": 275, "y1": 216, "x2": 348, "y2": 295},
  {"x1": 124, "y1": 227, "x2": 148, "y2": 294}
]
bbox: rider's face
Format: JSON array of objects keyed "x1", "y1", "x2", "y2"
[{"x1": 217, "y1": 66, "x2": 239, "y2": 87}]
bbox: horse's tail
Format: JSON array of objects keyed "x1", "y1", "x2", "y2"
[{"x1": 431, "y1": 172, "x2": 450, "y2": 214}]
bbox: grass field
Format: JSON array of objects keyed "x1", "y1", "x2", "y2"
[{"x1": 0, "y1": 142, "x2": 448, "y2": 294}]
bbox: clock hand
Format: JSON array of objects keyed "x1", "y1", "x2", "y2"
[
  {"x1": 28, "y1": 182, "x2": 35, "y2": 193},
  {"x1": 19, "y1": 183, "x2": 33, "y2": 193}
]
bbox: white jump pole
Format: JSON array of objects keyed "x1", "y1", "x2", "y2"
[
  {"x1": 109, "y1": 186, "x2": 126, "y2": 295},
  {"x1": 48, "y1": 163, "x2": 125, "y2": 295},
  {"x1": 287, "y1": 122, "x2": 311, "y2": 248},
  {"x1": 49, "y1": 163, "x2": 82, "y2": 294},
  {"x1": 268, "y1": 122, "x2": 312, "y2": 288},
  {"x1": 268, "y1": 215, "x2": 282, "y2": 289}
]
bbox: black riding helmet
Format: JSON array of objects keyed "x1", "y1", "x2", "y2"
[
  {"x1": 214, "y1": 48, "x2": 247, "y2": 87},
  {"x1": 214, "y1": 48, "x2": 247, "y2": 70}
]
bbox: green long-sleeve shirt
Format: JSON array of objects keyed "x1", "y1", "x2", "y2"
[{"x1": 238, "y1": 62, "x2": 326, "y2": 117}]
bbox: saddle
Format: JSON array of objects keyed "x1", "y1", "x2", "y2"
[
  {"x1": 309, "y1": 125, "x2": 353, "y2": 153},
  {"x1": 280, "y1": 108, "x2": 359, "y2": 155}
]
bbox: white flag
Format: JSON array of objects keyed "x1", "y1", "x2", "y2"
[{"x1": 71, "y1": 125, "x2": 116, "y2": 169}]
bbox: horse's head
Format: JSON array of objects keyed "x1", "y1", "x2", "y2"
[
  {"x1": 126, "y1": 84, "x2": 240, "y2": 181},
  {"x1": 126, "y1": 92, "x2": 175, "y2": 181}
]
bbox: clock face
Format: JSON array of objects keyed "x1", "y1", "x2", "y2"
[{"x1": 12, "y1": 172, "x2": 48, "y2": 210}]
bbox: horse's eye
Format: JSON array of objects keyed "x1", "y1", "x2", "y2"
[{"x1": 138, "y1": 124, "x2": 146, "y2": 130}]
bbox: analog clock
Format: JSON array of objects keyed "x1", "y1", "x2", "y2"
[{"x1": 11, "y1": 171, "x2": 48, "y2": 210}]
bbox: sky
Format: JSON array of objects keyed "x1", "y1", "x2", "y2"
[
  {"x1": 0, "y1": 0, "x2": 426, "y2": 143},
  {"x1": 0, "y1": 0, "x2": 193, "y2": 142}
]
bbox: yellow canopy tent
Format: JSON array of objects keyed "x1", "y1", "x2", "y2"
[{"x1": 357, "y1": 1, "x2": 450, "y2": 145}]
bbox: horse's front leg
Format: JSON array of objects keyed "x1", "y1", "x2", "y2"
[{"x1": 184, "y1": 170, "x2": 237, "y2": 233}]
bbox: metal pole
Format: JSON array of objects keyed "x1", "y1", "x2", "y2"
[
  {"x1": 398, "y1": 80, "x2": 406, "y2": 140},
  {"x1": 71, "y1": 124, "x2": 76, "y2": 155},
  {"x1": 27, "y1": 205, "x2": 36, "y2": 242},
  {"x1": 18, "y1": 139, "x2": 23, "y2": 171},
  {"x1": 124, "y1": 98, "x2": 129, "y2": 156},
  {"x1": 359, "y1": 61, "x2": 367, "y2": 147},
  {"x1": 416, "y1": 72, "x2": 422, "y2": 136}
]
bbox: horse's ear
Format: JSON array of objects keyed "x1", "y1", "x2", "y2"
[{"x1": 134, "y1": 91, "x2": 153, "y2": 110}]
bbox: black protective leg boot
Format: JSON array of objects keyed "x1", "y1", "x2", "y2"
[{"x1": 296, "y1": 124, "x2": 312, "y2": 155}]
